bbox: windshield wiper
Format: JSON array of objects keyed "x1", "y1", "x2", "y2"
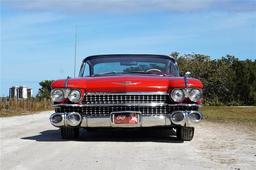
[
  {"x1": 126, "y1": 71, "x2": 167, "y2": 76},
  {"x1": 126, "y1": 71, "x2": 149, "y2": 74},
  {"x1": 93, "y1": 71, "x2": 121, "y2": 77}
]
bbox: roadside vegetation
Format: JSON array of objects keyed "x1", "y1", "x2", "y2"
[
  {"x1": 0, "y1": 80, "x2": 53, "y2": 117},
  {"x1": 175, "y1": 53, "x2": 256, "y2": 126},
  {"x1": 171, "y1": 52, "x2": 256, "y2": 106},
  {"x1": 201, "y1": 106, "x2": 256, "y2": 126},
  {"x1": 0, "y1": 98, "x2": 52, "y2": 117}
]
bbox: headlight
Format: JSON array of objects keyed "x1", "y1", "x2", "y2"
[
  {"x1": 51, "y1": 89, "x2": 64, "y2": 102},
  {"x1": 170, "y1": 89, "x2": 185, "y2": 102},
  {"x1": 68, "y1": 90, "x2": 81, "y2": 103},
  {"x1": 188, "y1": 89, "x2": 202, "y2": 102}
]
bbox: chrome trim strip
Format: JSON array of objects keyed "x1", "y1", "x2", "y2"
[
  {"x1": 80, "y1": 115, "x2": 88, "y2": 127},
  {"x1": 53, "y1": 102, "x2": 166, "y2": 107},
  {"x1": 52, "y1": 103, "x2": 200, "y2": 107},
  {"x1": 85, "y1": 92, "x2": 168, "y2": 95},
  {"x1": 142, "y1": 114, "x2": 166, "y2": 127},
  {"x1": 170, "y1": 103, "x2": 201, "y2": 107},
  {"x1": 87, "y1": 116, "x2": 110, "y2": 127},
  {"x1": 80, "y1": 114, "x2": 168, "y2": 128}
]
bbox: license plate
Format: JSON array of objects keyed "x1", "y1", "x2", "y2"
[{"x1": 112, "y1": 112, "x2": 139, "y2": 124}]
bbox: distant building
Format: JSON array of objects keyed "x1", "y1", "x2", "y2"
[
  {"x1": 27, "y1": 88, "x2": 32, "y2": 98},
  {"x1": 9, "y1": 86, "x2": 18, "y2": 98},
  {"x1": 9, "y1": 86, "x2": 33, "y2": 99}
]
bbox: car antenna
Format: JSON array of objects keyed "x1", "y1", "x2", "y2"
[{"x1": 73, "y1": 26, "x2": 78, "y2": 78}]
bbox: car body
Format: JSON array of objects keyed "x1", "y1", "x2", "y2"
[{"x1": 50, "y1": 54, "x2": 203, "y2": 141}]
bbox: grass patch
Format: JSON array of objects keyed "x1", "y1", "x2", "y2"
[
  {"x1": 0, "y1": 99, "x2": 52, "y2": 117},
  {"x1": 201, "y1": 106, "x2": 256, "y2": 126}
]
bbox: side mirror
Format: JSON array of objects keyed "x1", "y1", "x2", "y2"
[
  {"x1": 184, "y1": 71, "x2": 191, "y2": 88},
  {"x1": 185, "y1": 71, "x2": 191, "y2": 78}
]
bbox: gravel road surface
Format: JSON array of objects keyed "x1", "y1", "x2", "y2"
[{"x1": 1, "y1": 111, "x2": 255, "y2": 170}]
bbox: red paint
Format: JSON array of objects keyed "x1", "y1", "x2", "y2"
[
  {"x1": 51, "y1": 75, "x2": 203, "y2": 92},
  {"x1": 51, "y1": 75, "x2": 203, "y2": 104}
]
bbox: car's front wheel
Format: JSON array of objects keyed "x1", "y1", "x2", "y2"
[
  {"x1": 60, "y1": 127, "x2": 79, "y2": 139},
  {"x1": 176, "y1": 126, "x2": 194, "y2": 141}
]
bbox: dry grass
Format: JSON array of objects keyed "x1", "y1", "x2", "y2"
[
  {"x1": 0, "y1": 99, "x2": 52, "y2": 117},
  {"x1": 201, "y1": 106, "x2": 256, "y2": 126}
]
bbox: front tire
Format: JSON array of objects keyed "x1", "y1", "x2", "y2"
[
  {"x1": 60, "y1": 127, "x2": 79, "y2": 139},
  {"x1": 176, "y1": 126, "x2": 194, "y2": 141}
]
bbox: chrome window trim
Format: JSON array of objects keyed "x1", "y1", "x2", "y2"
[{"x1": 80, "y1": 54, "x2": 178, "y2": 77}]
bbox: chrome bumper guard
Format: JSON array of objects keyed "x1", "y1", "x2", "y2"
[{"x1": 50, "y1": 111, "x2": 203, "y2": 128}]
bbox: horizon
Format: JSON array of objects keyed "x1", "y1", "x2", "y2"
[{"x1": 1, "y1": 0, "x2": 256, "y2": 96}]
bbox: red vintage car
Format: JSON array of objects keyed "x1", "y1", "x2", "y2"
[{"x1": 50, "y1": 54, "x2": 203, "y2": 141}]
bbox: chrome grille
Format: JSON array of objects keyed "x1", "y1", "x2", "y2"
[
  {"x1": 55, "y1": 105, "x2": 199, "y2": 117},
  {"x1": 83, "y1": 106, "x2": 168, "y2": 116},
  {"x1": 55, "y1": 93, "x2": 199, "y2": 117},
  {"x1": 83, "y1": 93, "x2": 169, "y2": 104}
]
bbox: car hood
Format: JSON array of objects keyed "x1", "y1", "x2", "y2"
[{"x1": 51, "y1": 75, "x2": 203, "y2": 92}]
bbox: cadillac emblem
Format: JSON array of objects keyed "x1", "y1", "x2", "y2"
[{"x1": 112, "y1": 81, "x2": 140, "y2": 85}]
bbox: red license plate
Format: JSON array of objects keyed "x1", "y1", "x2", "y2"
[{"x1": 113, "y1": 112, "x2": 139, "y2": 124}]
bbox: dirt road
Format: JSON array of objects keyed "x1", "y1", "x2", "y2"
[{"x1": 0, "y1": 111, "x2": 255, "y2": 170}]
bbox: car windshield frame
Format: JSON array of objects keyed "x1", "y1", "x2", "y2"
[{"x1": 79, "y1": 55, "x2": 179, "y2": 77}]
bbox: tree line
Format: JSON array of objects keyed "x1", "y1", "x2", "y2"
[
  {"x1": 172, "y1": 52, "x2": 256, "y2": 106},
  {"x1": 37, "y1": 53, "x2": 256, "y2": 106}
]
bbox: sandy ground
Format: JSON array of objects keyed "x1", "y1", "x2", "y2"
[{"x1": 0, "y1": 111, "x2": 255, "y2": 170}]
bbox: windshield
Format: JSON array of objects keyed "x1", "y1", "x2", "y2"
[{"x1": 79, "y1": 55, "x2": 179, "y2": 77}]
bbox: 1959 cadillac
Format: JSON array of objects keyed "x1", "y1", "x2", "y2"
[{"x1": 50, "y1": 54, "x2": 203, "y2": 141}]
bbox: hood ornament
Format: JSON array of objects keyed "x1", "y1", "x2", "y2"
[{"x1": 112, "y1": 81, "x2": 140, "y2": 86}]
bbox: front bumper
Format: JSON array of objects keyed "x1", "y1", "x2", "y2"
[{"x1": 50, "y1": 109, "x2": 203, "y2": 128}]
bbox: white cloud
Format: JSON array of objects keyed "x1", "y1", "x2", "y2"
[{"x1": 3, "y1": 0, "x2": 255, "y2": 13}]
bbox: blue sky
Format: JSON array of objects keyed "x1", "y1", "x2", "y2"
[{"x1": 1, "y1": 0, "x2": 256, "y2": 96}]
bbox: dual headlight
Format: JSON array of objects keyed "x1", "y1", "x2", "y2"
[
  {"x1": 170, "y1": 88, "x2": 202, "y2": 102},
  {"x1": 51, "y1": 89, "x2": 81, "y2": 103}
]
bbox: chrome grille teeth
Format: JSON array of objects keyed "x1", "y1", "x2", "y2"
[
  {"x1": 83, "y1": 93, "x2": 168, "y2": 105},
  {"x1": 56, "y1": 105, "x2": 199, "y2": 117}
]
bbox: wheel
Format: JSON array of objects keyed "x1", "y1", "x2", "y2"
[
  {"x1": 176, "y1": 126, "x2": 194, "y2": 141},
  {"x1": 60, "y1": 127, "x2": 79, "y2": 139}
]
